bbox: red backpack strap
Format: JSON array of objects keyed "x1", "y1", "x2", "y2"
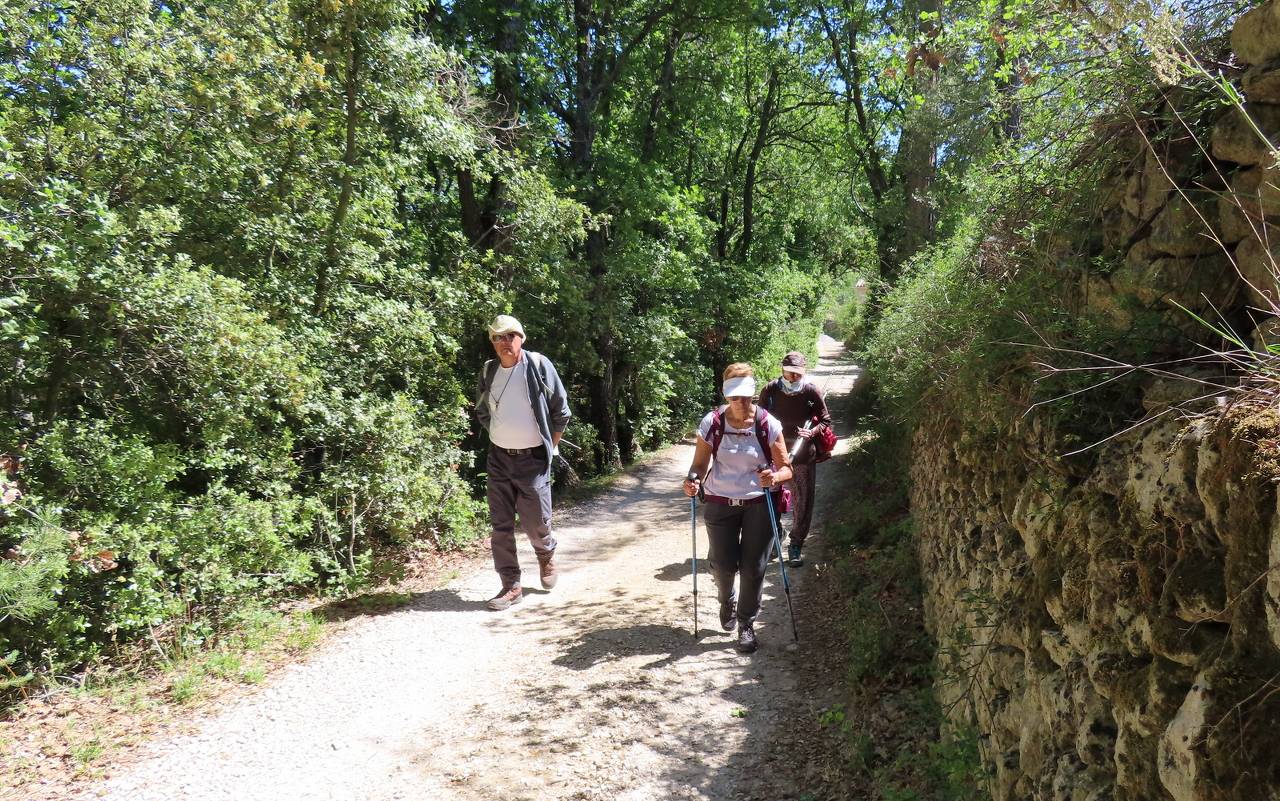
[
  {"x1": 708, "y1": 405, "x2": 726, "y2": 457},
  {"x1": 753, "y1": 406, "x2": 771, "y2": 463}
]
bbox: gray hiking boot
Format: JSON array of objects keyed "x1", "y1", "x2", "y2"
[{"x1": 735, "y1": 624, "x2": 758, "y2": 654}]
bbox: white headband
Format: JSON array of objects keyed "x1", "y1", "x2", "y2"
[{"x1": 722, "y1": 376, "x2": 756, "y2": 398}]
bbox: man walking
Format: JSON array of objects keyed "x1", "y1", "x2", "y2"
[
  {"x1": 475, "y1": 315, "x2": 571, "y2": 611},
  {"x1": 758, "y1": 351, "x2": 832, "y2": 567}
]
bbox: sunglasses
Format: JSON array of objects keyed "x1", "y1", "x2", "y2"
[{"x1": 490, "y1": 332, "x2": 519, "y2": 343}]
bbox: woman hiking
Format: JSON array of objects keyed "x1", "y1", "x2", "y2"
[
  {"x1": 758, "y1": 351, "x2": 833, "y2": 567},
  {"x1": 682, "y1": 363, "x2": 793, "y2": 653}
]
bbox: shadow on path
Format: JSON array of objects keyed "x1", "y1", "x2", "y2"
[{"x1": 552, "y1": 623, "x2": 732, "y2": 671}]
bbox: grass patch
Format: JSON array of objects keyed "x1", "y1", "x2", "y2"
[{"x1": 167, "y1": 670, "x2": 204, "y2": 704}]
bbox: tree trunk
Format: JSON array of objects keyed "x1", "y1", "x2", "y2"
[
  {"x1": 641, "y1": 26, "x2": 682, "y2": 161},
  {"x1": 458, "y1": 169, "x2": 485, "y2": 245},
  {"x1": 458, "y1": 0, "x2": 521, "y2": 256},
  {"x1": 315, "y1": 9, "x2": 360, "y2": 316},
  {"x1": 734, "y1": 66, "x2": 779, "y2": 262},
  {"x1": 892, "y1": 0, "x2": 941, "y2": 278}
]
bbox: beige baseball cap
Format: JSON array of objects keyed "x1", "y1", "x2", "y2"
[{"x1": 488, "y1": 314, "x2": 525, "y2": 339}]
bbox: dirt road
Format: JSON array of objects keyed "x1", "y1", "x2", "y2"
[{"x1": 84, "y1": 338, "x2": 863, "y2": 801}]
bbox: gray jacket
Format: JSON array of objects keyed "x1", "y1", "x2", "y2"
[{"x1": 476, "y1": 350, "x2": 571, "y2": 475}]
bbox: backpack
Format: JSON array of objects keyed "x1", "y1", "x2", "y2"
[
  {"x1": 705, "y1": 405, "x2": 792, "y2": 513},
  {"x1": 761, "y1": 380, "x2": 837, "y2": 463},
  {"x1": 814, "y1": 422, "x2": 837, "y2": 463}
]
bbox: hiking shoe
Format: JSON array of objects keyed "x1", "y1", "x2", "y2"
[
  {"x1": 538, "y1": 552, "x2": 558, "y2": 590},
  {"x1": 719, "y1": 599, "x2": 737, "y2": 632},
  {"x1": 486, "y1": 585, "x2": 522, "y2": 611},
  {"x1": 787, "y1": 544, "x2": 804, "y2": 567},
  {"x1": 735, "y1": 624, "x2": 758, "y2": 654}
]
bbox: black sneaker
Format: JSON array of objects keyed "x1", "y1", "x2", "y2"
[
  {"x1": 735, "y1": 624, "x2": 758, "y2": 654},
  {"x1": 719, "y1": 600, "x2": 737, "y2": 632}
]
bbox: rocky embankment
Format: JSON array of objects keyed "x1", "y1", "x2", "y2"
[{"x1": 913, "y1": 6, "x2": 1280, "y2": 800}]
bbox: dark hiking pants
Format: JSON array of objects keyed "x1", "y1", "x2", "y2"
[
  {"x1": 703, "y1": 502, "x2": 775, "y2": 627},
  {"x1": 486, "y1": 446, "x2": 556, "y2": 588}
]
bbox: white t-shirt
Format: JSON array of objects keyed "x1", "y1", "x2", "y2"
[
  {"x1": 488, "y1": 359, "x2": 543, "y2": 449},
  {"x1": 696, "y1": 408, "x2": 783, "y2": 500}
]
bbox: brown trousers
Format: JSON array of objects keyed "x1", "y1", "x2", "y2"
[
  {"x1": 785, "y1": 461, "x2": 816, "y2": 547},
  {"x1": 486, "y1": 446, "x2": 556, "y2": 588}
]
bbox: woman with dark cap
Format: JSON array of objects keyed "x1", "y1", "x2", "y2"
[
  {"x1": 759, "y1": 351, "x2": 833, "y2": 567},
  {"x1": 682, "y1": 362, "x2": 793, "y2": 653}
]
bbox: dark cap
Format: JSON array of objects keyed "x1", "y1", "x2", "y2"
[{"x1": 781, "y1": 351, "x2": 807, "y2": 371}]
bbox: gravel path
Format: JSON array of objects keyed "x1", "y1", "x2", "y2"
[{"x1": 81, "y1": 337, "x2": 862, "y2": 801}]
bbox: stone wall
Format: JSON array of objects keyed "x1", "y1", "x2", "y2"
[{"x1": 913, "y1": 7, "x2": 1280, "y2": 800}]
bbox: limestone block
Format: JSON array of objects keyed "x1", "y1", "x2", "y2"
[
  {"x1": 1113, "y1": 659, "x2": 1195, "y2": 796},
  {"x1": 1232, "y1": 0, "x2": 1280, "y2": 66},
  {"x1": 1121, "y1": 148, "x2": 1175, "y2": 221},
  {"x1": 1165, "y1": 555, "x2": 1229, "y2": 624},
  {"x1": 1210, "y1": 103, "x2": 1280, "y2": 167},
  {"x1": 1267, "y1": 490, "x2": 1280, "y2": 652},
  {"x1": 1157, "y1": 675, "x2": 1211, "y2": 801},
  {"x1": 1086, "y1": 565, "x2": 1126, "y2": 638},
  {"x1": 1195, "y1": 435, "x2": 1230, "y2": 534},
  {"x1": 1012, "y1": 475, "x2": 1067, "y2": 562},
  {"x1": 1103, "y1": 205, "x2": 1140, "y2": 251},
  {"x1": 1148, "y1": 194, "x2": 1223, "y2": 257},
  {"x1": 1120, "y1": 416, "x2": 1205, "y2": 525},
  {"x1": 1084, "y1": 648, "x2": 1132, "y2": 700},
  {"x1": 1110, "y1": 247, "x2": 1238, "y2": 313},
  {"x1": 1083, "y1": 439, "x2": 1129, "y2": 499},
  {"x1": 1113, "y1": 725, "x2": 1155, "y2": 799},
  {"x1": 1245, "y1": 65, "x2": 1280, "y2": 104},
  {"x1": 989, "y1": 645, "x2": 1026, "y2": 694},
  {"x1": 1017, "y1": 690, "x2": 1052, "y2": 784},
  {"x1": 1072, "y1": 684, "x2": 1116, "y2": 767},
  {"x1": 1217, "y1": 170, "x2": 1280, "y2": 244},
  {"x1": 1121, "y1": 609, "x2": 1154, "y2": 658},
  {"x1": 991, "y1": 748, "x2": 1022, "y2": 801},
  {"x1": 1042, "y1": 628, "x2": 1075, "y2": 668},
  {"x1": 1035, "y1": 668, "x2": 1075, "y2": 751},
  {"x1": 1148, "y1": 614, "x2": 1226, "y2": 667},
  {"x1": 1049, "y1": 754, "x2": 1112, "y2": 801},
  {"x1": 1233, "y1": 235, "x2": 1280, "y2": 309},
  {"x1": 1232, "y1": 163, "x2": 1280, "y2": 221}
]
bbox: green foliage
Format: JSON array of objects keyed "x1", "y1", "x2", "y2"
[
  {"x1": 864, "y1": 219, "x2": 1009, "y2": 415},
  {"x1": 0, "y1": 0, "x2": 553, "y2": 690},
  {"x1": 1, "y1": 0, "x2": 859, "y2": 691}
]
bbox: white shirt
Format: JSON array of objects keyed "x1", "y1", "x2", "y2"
[
  {"x1": 697, "y1": 409, "x2": 783, "y2": 499},
  {"x1": 488, "y1": 359, "x2": 543, "y2": 448}
]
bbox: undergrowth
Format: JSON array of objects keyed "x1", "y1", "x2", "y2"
[{"x1": 823, "y1": 385, "x2": 991, "y2": 801}]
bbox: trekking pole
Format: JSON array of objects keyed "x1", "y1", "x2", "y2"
[
  {"x1": 690, "y1": 492, "x2": 699, "y2": 639},
  {"x1": 762, "y1": 481, "x2": 799, "y2": 643}
]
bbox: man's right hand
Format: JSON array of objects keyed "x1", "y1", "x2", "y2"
[{"x1": 682, "y1": 477, "x2": 700, "y2": 497}]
